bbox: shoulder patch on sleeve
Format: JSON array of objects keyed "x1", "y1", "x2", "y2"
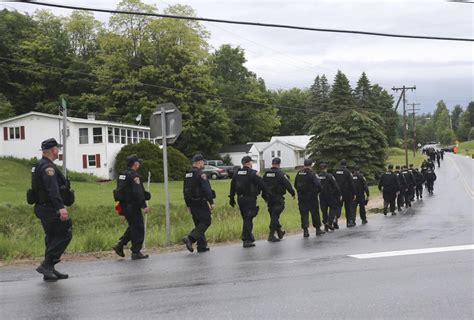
[
  {"x1": 45, "y1": 167, "x2": 55, "y2": 177},
  {"x1": 133, "y1": 177, "x2": 140, "y2": 184},
  {"x1": 201, "y1": 173, "x2": 207, "y2": 180}
]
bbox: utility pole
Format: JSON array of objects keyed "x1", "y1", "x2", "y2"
[
  {"x1": 61, "y1": 98, "x2": 68, "y2": 178},
  {"x1": 407, "y1": 102, "x2": 420, "y2": 158},
  {"x1": 392, "y1": 85, "x2": 416, "y2": 167}
]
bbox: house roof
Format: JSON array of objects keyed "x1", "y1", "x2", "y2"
[
  {"x1": 248, "y1": 142, "x2": 269, "y2": 152},
  {"x1": 219, "y1": 144, "x2": 252, "y2": 153},
  {"x1": 269, "y1": 135, "x2": 313, "y2": 149},
  {"x1": 0, "y1": 111, "x2": 150, "y2": 130}
]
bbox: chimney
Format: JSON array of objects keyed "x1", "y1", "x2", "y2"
[{"x1": 87, "y1": 113, "x2": 96, "y2": 121}]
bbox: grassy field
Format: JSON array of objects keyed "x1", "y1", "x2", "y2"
[
  {"x1": 458, "y1": 140, "x2": 474, "y2": 157},
  {"x1": 0, "y1": 148, "x2": 425, "y2": 261}
]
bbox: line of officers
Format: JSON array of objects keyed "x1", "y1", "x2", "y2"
[
  {"x1": 378, "y1": 158, "x2": 438, "y2": 216},
  {"x1": 181, "y1": 155, "x2": 372, "y2": 251}
]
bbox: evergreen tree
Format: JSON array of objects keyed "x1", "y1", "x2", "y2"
[
  {"x1": 329, "y1": 70, "x2": 355, "y2": 112},
  {"x1": 354, "y1": 72, "x2": 371, "y2": 110}
]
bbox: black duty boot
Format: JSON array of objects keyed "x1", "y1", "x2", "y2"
[
  {"x1": 182, "y1": 236, "x2": 194, "y2": 252},
  {"x1": 131, "y1": 252, "x2": 149, "y2": 260},
  {"x1": 276, "y1": 228, "x2": 286, "y2": 239},
  {"x1": 197, "y1": 247, "x2": 210, "y2": 253},
  {"x1": 325, "y1": 223, "x2": 334, "y2": 232},
  {"x1": 315, "y1": 227, "x2": 325, "y2": 236},
  {"x1": 52, "y1": 268, "x2": 69, "y2": 280},
  {"x1": 333, "y1": 222, "x2": 339, "y2": 229},
  {"x1": 303, "y1": 228, "x2": 309, "y2": 238},
  {"x1": 383, "y1": 209, "x2": 387, "y2": 216},
  {"x1": 362, "y1": 219, "x2": 368, "y2": 225},
  {"x1": 36, "y1": 263, "x2": 58, "y2": 282},
  {"x1": 112, "y1": 244, "x2": 125, "y2": 257},
  {"x1": 392, "y1": 212, "x2": 396, "y2": 216},
  {"x1": 243, "y1": 241, "x2": 255, "y2": 248},
  {"x1": 268, "y1": 231, "x2": 280, "y2": 242}
]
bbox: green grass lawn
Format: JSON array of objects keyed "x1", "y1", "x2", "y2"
[
  {"x1": 0, "y1": 147, "x2": 427, "y2": 260},
  {"x1": 458, "y1": 140, "x2": 474, "y2": 156}
]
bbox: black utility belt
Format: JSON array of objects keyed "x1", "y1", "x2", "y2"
[{"x1": 237, "y1": 194, "x2": 257, "y2": 198}]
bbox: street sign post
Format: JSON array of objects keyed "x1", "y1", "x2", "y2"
[{"x1": 149, "y1": 103, "x2": 182, "y2": 245}]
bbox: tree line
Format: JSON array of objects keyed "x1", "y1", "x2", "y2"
[{"x1": 0, "y1": 0, "x2": 472, "y2": 164}]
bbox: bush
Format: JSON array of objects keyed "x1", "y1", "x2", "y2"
[{"x1": 114, "y1": 140, "x2": 190, "y2": 182}]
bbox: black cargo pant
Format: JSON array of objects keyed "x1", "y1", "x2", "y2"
[
  {"x1": 237, "y1": 195, "x2": 258, "y2": 242},
  {"x1": 320, "y1": 193, "x2": 339, "y2": 226},
  {"x1": 34, "y1": 205, "x2": 72, "y2": 266},
  {"x1": 397, "y1": 189, "x2": 405, "y2": 210},
  {"x1": 297, "y1": 194, "x2": 321, "y2": 229},
  {"x1": 416, "y1": 184, "x2": 423, "y2": 198},
  {"x1": 353, "y1": 194, "x2": 367, "y2": 222},
  {"x1": 405, "y1": 186, "x2": 414, "y2": 207},
  {"x1": 382, "y1": 190, "x2": 397, "y2": 213},
  {"x1": 341, "y1": 192, "x2": 355, "y2": 225},
  {"x1": 188, "y1": 200, "x2": 212, "y2": 250},
  {"x1": 118, "y1": 204, "x2": 145, "y2": 253},
  {"x1": 267, "y1": 197, "x2": 285, "y2": 232},
  {"x1": 426, "y1": 180, "x2": 434, "y2": 193}
]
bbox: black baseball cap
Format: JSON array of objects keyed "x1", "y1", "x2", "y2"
[
  {"x1": 340, "y1": 159, "x2": 347, "y2": 166},
  {"x1": 354, "y1": 165, "x2": 360, "y2": 171},
  {"x1": 41, "y1": 138, "x2": 62, "y2": 151},
  {"x1": 126, "y1": 154, "x2": 142, "y2": 167},
  {"x1": 319, "y1": 162, "x2": 327, "y2": 169},
  {"x1": 192, "y1": 154, "x2": 205, "y2": 162},
  {"x1": 272, "y1": 157, "x2": 281, "y2": 165},
  {"x1": 304, "y1": 159, "x2": 313, "y2": 166},
  {"x1": 241, "y1": 156, "x2": 252, "y2": 164}
]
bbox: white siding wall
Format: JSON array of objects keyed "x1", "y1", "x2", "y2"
[
  {"x1": 0, "y1": 114, "x2": 151, "y2": 180},
  {"x1": 263, "y1": 141, "x2": 298, "y2": 169},
  {"x1": 1, "y1": 115, "x2": 62, "y2": 160}
]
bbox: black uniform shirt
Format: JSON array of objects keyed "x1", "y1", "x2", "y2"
[
  {"x1": 229, "y1": 166, "x2": 266, "y2": 198},
  {"x1": 126, "y1": 169, "x2": 147, "y2": 209},
  {"x1": 334, "y1": 166, "x2": 356, "y2": 196},
  {"x1": 263, "y1": 167, "x2": 295, "y2": 199},
  {"x1": 183, "y1": 166, "x2": 214, "y2": 207},
  {"x1": 352, "y1": 173, "x2": 369, "y2": 197},
  {"x1": 35, "y1": 156, "x2": 66, "y2": 211},
  {"x1": 378, "y1": 171, "x2": 400, "y2": 193},
  {"x1": 317, "y1": 171, "x2": 341, "y2": 197},
  {"x1": 294, "y1": 168, "x2": 322, "y2": 196}
]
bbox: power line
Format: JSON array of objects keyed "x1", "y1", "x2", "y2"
[
  {"x1": 0, "y1": 55, "x2": 313, "y2": 114},
  {"x1": 21, "y1": 1, "x2": 474, "y2": 42}
]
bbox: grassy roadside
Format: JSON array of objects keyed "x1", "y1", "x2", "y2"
[
  {"x1": 458, "y1": 141, "x2": 474, "y2": 157},
  {"x1": 0, "y1": 148, "x2": 425, "y2": 261}
]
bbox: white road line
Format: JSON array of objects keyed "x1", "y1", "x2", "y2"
[{"x1": 348, "y1": 244, "x2": 474, "y2": 259}]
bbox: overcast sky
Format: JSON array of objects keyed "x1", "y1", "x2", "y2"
[{"x1": 3, "y1": 0, "x2": 473, "y2": 113}]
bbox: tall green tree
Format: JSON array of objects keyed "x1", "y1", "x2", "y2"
[
  {"x1": 354, "y1": 72, "x2": 371, "y2": 110},
  {"x1": 272, "y1": 88, "x2": 310, "y2": 135},
  {"x1": 209, "y1": 44, "x2": 279, "y2": 143},
  {"x1": 369, "y1": 84, "x2": 398, "y2": 146},
  {"x1": 0, "y1": 93, "x2": 14, "y2": 120}
]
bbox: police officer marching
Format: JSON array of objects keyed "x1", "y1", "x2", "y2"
[
  {"x1": 318, "y1": 163, "x2": 342, "y2": 232},
  {"x1": 378, "y1": 164, "x2": 400, "y2": 216},
  {"x1": 182, "y1": 154, "x2": 215, "y2": 253},
  {"x1": 394, "y1": 165, "x2": 407, "y2": 212},
  {"x1": 334, "y1": 160, "x2": 356, "y2": 228},
  {"x1": 263, "y1": 158, "x2": 296, "y2": 242},
  {"x1": 352, "y1": 166, "x2": 369, "y2": 224},
  {"x1": 31, "y1": 138, "x2": 73, "y2": 281},
  {"x1": 229, "y1": 156, "x2": 266, "y2": 248},
  {"x1": 294, "y1": 159, "x2": 325, "y2": 237},
  {"x1": 112, "y1": 155, "x2": 150, "y2": 260}
]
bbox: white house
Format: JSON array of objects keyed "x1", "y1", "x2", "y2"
[
  {"x1": 0, "y1": 112, "x2": 151, "y2": 179},
  {"x1": 220, "y1": 135, "x2": 314, "y2": 172}
]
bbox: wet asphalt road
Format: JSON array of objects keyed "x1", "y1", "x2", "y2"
[{"x1": 1, "y1": 154, "x2": 473, "y2": 320}]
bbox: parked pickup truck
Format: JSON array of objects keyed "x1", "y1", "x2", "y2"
[{"x1": 204, "y1": 160, "x2": 239, "y2": 178}]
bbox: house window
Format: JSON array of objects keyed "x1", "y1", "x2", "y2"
[
  {"x1": 144, "y1": 131, "x2": 149, "y2": 140},
  {"x1": 120, "y1": 129, "x2": 126, "y2": 144},
  {"x1": 114, "y1": 128, "x2": 120, "y2": 143},
  {"x1": 139, "y1": 131, "x2": 143, "y2": 141},
  {"x1": 108, "y1": 127, "x2": 113, "y2": 143},
  {"x1": 9, "y1": 127, "x2": 20, "y2": 140},
  {"x1": 127, "y1": 130, "x2": 132, "y2": 144},
  {"x1": 79, "y1": 128, "x2": 89, "y2": 144},
  {"x1": 271, "y1": 151, "x2": 275, "y2": 158},
  {"x1": 93, "y1": 127, "x2": 103, "y2": 144},
  {"x1": 82, "y1": 154, "x2": 101, "y2": 169},
  {"x1": 298, "y1": 151, "x2": 305, "y2": 158},
  {"x1": 277, "y1": 150, "x2": 281, "y2": 157},
  {"x1": 133, "y1": 130, "x2": 138, "y2": 143}
]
